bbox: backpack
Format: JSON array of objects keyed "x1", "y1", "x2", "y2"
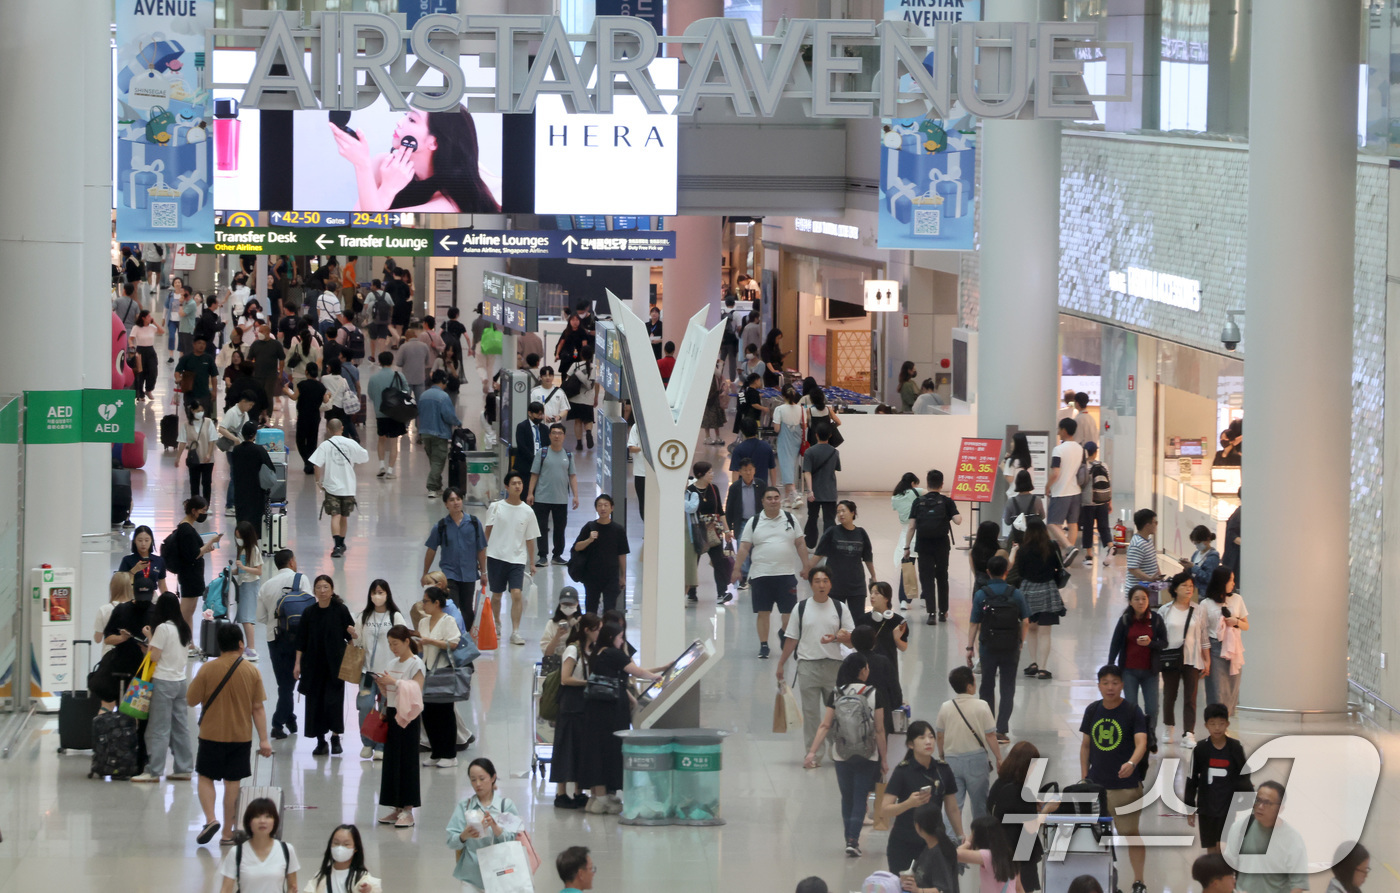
[
  {"x1": 351, "y1": 292, "x2": 364, "y2": 316},
  {"x1": 160, "y1": 528, "x2": 187, "y2": 575},
  {"x1": 862, "y1": 872, "x2": 904, "y2": 893},
  {"x1": 562, "y1": 369, "x2": 585, "y2": 398},
  {"x1": 343, "y1": 327, "x2": 365, "y2": 360},
  {"x1": 372, "y1": 293, "x2": 392, "y2": 325},
  {"x1": 912, "y1": 492, "x2": 952, "y2": 541},
  {"x1": 538, "y1": 668, "x2": 562, "y2": 722},
  {"x1": 745, "y1": 509, "x2": 798, "y2": 542},
  {"x1": 1089, "y1": 461, "x2": 1112, "y2": 504},
  {"x1": 480, "y1": 326, "x2": 503, "y2": 355},
  {"x1": 204, "y1": 563, "x2": 232, "y2": 619},
  {"x1": 274, "y1": 573, "x2": 315, "y2": 636},
  {"x1": 977, "y1": 582, "x2": 1020, "y2": 646},
  {"x1": 1074, "y1": 445, "x2": 1091, "y2": 489},
  {"x1": 831, "y1": 684, "x2": 877, "y2": 760}
]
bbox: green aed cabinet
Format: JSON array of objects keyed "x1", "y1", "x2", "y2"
[{"x1": 615, "y1": 729, "x2": 728, "y2": 826}]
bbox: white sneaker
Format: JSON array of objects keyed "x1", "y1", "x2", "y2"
[
  {"x1": 436, "y1": 758, "x2": 458, "y2": 768},
  {"x1": 372, "y1": 750, "x2": 384, "y2": 761},
  {"x1": 1103, "y1": 550, "x2": 1114, "y2": 565},
  {"x1": 1164, "y1": 726, "x2": 1175, "y2": 744},
  {"x1": 360, "y1": 746, "x2": 374, "y2": 759},
  {"x1": 224, "y1": 506, "x2": 236, "y2": 516},
  {"x1": 422, "y1": 757, "x2": 439, "y2": 766},
  {"x1": 509, "y1": 632, "x2": 526, "y2": 646},
  {"x1": 384, "y1": 469, "x2": 395, "y2": 479},
  {"x1": 603, "y1": 795, "x2": 624, "y2": 815},
  {"x1": 427, "y1": 490, "x2": 439, "y2": 500},
  {"x1": 243, "y1": 648, "x2": 259, "y2": 662},
  {"x1": 1182, "y1": 732, "x2": 1197, "y2": 748},
  {"x1": 130, "y1": 773, "x2": 161, "y2": 783},
  {"x1": 584, "y1": 797, "x2": 610, "y2": 814}
]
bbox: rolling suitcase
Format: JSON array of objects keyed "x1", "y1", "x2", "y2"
[
  {"x1": 89, "y1": 709, "x2": 141, "y2": 779},
  {"x1": 112, "y1": 468, "x2": 133, "y2": 527},
  {"x1": 235, "y1": 754, "x2": 284, "y2": 842},
  {"x1": 160, "y1": 413, "x2": 180, "y2": 449},
  {"x1": 57, "y1": 641, "x2": 100, "y2": 753},
  {"x1": 262, "y1": 508, "x2": 287, "y2": 553},
  {"x1": 268, "y1": 454, "x2": 288, "y2": 503}
]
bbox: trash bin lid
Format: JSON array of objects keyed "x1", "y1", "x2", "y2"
[{"x1": 613, "y1": 729, "x2": 678, "y2": 743}]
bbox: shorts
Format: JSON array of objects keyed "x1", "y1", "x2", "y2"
[
  {"x1": 566, "y1": 403, "x2": 594, "y2": 422},
  {"x1": 1029, "y1": 611, "x2": 1061, "y2": 626},
  {"x1": 1104, "y1": 785, "x2": 1144, "y2": 836},
  {"x1": 323, "y1": 493, "x2": 357, "y2": 516},
  {"x1": 376, "y1": 416, "x2": 407, "y2": 439},
  {"x1": 195, "y1": 738, "x2": 252, "y2": 781},
  {"x1": 1198, "y1": 812, "x2": 1227, "y2": 848},
  {"x1": 1047, "y1": 495, "x2": 1079, "y2": 525},
  {"x1": 368, "y1": 323, "x2": 389, "y2": 339},
  {"x1": 750, "y1": 575, "x2": 798, "y2": 614},
  {"x1": 487, "y1": 556, "x2": 526, "y2": 594}
]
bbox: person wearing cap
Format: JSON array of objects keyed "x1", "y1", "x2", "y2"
[
  {"x1": 540, "y1": 587, "x2": 582, "y2": 657},
  {"x1": 1078, "y1": 441, "x2": 1113, "y2": 566}
]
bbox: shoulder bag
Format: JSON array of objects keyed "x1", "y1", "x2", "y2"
[
  {"x1": 949, "y1": 698, "x2": 996, "y2": 770},
  {"x1": 422, "y1": 648, "x2": 473, "y2": 703},
  {"x1": 584, "y1": 660, "x2": 624, "y2": 702},
  {"x1": 1157, "y1": 606, "x2": 1195, "y2": 672}
]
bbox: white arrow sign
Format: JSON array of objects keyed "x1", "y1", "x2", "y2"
[
  {"x1": 561, "y1": 235, "x2": 578, "y2": 254},
  {"x1": 439, "y1": 234, "x2": 458, "y2": 252},
  {"x1": 315, "y1": 233, "x2": 332, "y2": 251}
]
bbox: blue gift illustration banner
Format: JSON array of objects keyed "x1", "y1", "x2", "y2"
[
  {"x1": 116, "y1": 0, "x2": 214, "y2": 243},
  {"x1": 878, "y1": 0, "x2": 979, "y2": 251}
]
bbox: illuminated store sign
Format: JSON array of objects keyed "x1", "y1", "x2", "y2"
[
  {"x1": 795, "y1": 218, "x2": 859, "y2": 240},
  {"x1": 1107, "y1": 267, "x2": 1201, "y2": 312},
  {"x1": 219, "y1": 14, "x2": 1128, "y2": 120}
]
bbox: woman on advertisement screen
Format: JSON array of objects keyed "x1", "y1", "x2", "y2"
[{"x1": 330, "y1": 106, "x2": 501, "y2": 213}]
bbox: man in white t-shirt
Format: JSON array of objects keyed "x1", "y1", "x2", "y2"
[
  {"x1": 309, "y1": 419, "x2": 370, "y2": 559},
  {"x1": 484, "y1": 471, "x2": 541, "y2": 645},
  {"x1": 1071, "y1": 392, "x2": 1099, "y2": 446},
  {"x1": 732, "y1": 487, "x2": 812, "y2": 659},
  {"x1": 530, "y1": 366, "x2": 572, "y2": 423},
  {"x1": 1046, "y1": 417, "x2": 1084, "y2": 563},
  {"x1": 775, "y1": 567, "x2": 855, "y2": 765}
]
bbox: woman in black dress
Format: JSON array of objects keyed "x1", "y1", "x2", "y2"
[
  {"x1": 986, "y1": 741, "x2": 1058, "y2": 892},
  {"x1": 578, "y1": 622, "x2": 662, "y2": 814},
  {"x1": 760, "y1": 328, "x2": 786, "y2": 388},
  {"x1": 294, "y1": 574, "x2": 354, "y2": 756},
  {"x1": 283, "y1": 361, "x2": 330, "y2": 474},
  {"x1": 550, "y1": 613, "x2": 601, "y2": 810}
]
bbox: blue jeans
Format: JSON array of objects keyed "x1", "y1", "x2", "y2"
[
  {"x1": 978, "y1": 645, "x2": 1020, "y2": 735},
  {"x1": 268, "y1": 636, "x2": 297, "y2": 731},
  {"x1": 1122, "y1": 667, "x2": 1159, "y2": 737},
  {"x1": 145, "y1": 677, "x2": 193, "y2": 776},
  {"x1": 356, "y1": 671, "x2": 383, "y2": 751},
  {"x1": 945, "y1": 750, "x2": 991, "y2": 822},
  {"x1": 833, "y1": 756, "x2": 881, "y2": 843}
]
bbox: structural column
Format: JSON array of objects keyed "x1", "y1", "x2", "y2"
[
  {"x1": 975, "y1": 0, "x2": 1063, "y2": 519},
  {"x1": 1240, "y1": 0, "x2": 1357, "y2": 713},
  {"x1": 0, "y1": 0, "x2": 113, "y2": 701},
  {"x1": 661, "y1": 216, "x2": 723, "y2": 330}
]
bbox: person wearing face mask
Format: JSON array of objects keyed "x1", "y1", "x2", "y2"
[
  {"x1": 352, "y1": 580, "x2": 407, "y2": 760},
  {"x1": 175, "y1": 400, "x2": 218, "y2": 502},
  {"x1": 305, "y1": 825, "x2": 381, "y2": 893},
  {"x1": 540, "y1": 587, "x2": 582, "y2": 658},
  {"x1": 170, "y1": 496, "x2": 224, "y2": 630},
  {"x1": 247, "y1": 323, "x2": 287, "y2": 411}
]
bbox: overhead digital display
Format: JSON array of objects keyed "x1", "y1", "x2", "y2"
[{"x1": 533, "y1": 59, "x2": 678, "y2": 216}]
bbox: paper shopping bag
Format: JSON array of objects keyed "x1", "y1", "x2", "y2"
[
  {"x1": 780, "y1": 682, "x2": 802, "y2": 728},
  {"x1": 901, "y1": 558, "x2": 920, "y2": 598},
  {"x1": 872, "y1": 782, "x2": 890, "y2": 830},
  {"x1": 773, "y1": 688, "x2": 788, "y2": 733},
  {"x1": 338, "y1": 644, "x2": 366, "y2": 684},
  {"x1": 478, "y1": 840, "x2": 534, "y2": 893}
]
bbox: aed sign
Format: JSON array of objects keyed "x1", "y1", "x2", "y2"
[
  {"x1": 24, "y1": 390, "x2": 136, "y2": 445},
  {"x1": 533, "y1": 59, "x2": 678, "y2": 215}
]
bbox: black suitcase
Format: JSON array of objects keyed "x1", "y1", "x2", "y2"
[
  {"x1": 112, "y1": 469, "x2": 132, "y2": 527},
  {"x1": 58, "y1": 641, "x2": 100, "y2": 753},
  {"x1": 90, "y1": 709, "x2": 141, "y2": 779},
  {"x1": 160, "y1": 413, "x2": 180, "y2": 449}
]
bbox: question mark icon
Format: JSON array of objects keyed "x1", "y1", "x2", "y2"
[{"x1": 658, "y1": 439, "x2": 688, "y2": 470}]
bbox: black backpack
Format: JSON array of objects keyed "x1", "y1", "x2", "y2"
[
  {"x1": 562, "y1": 369, "x2": 585, "y2": 398},
  {"x1": 160, "y1": 528, "x2": 187, "y2": 575},
  {"x1": 912, "y1": 492, "x2": 952, "y2": 541},
  {"x1": 344, "y1": 327, "x2": 366, "y2": 360},
  {"x1": 978, "y1": 582, "x2": 1020, "y2": 646},
  {"x1": 373, "y1": 296, "x2": 393, "y2": 325}
]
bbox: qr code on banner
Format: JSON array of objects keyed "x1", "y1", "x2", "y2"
[
  {"x1": 150, "y1": 201, "x2": 179, "y2": 229},
  {"x1": 913, "y1": 209, "x2": 941, "y2": 236}
]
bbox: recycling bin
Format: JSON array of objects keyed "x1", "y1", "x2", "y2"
[
  {"x1": 670, "y1": 730, "x2": 728, "y2": 825},
  {"x1": 615, "y1": 730, "x2": 676, "y2": 826}
]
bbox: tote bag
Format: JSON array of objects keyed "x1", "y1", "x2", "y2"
[
  {"x1": 423, "y1": 653, "x2": 473, "y2": 703},
  {"x1": 477, "y1": 840, "x2": 534, "y2": 893},
  {"x1": 119, "y1": 654, "x2": 156, "y2": 720},
  {"x1": 338, "y1": 643, "x2": 366, "y2": 684}
]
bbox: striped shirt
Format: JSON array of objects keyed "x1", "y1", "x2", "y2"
[{"x1": 1124, "y1": 534, "x2": 1159, "y2": 595}]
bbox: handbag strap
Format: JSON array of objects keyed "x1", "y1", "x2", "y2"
[
  {"x1": 198, "y1": 656, "x2": 244, "y2": 725},
  {"x1": 950, "y1": 698, "x2": 992, "y2": 760}
]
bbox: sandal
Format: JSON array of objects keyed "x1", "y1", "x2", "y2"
[
  {"x1": 1037, "y1": 669, "x2": 1053, "y2": 679},
  {"x1": 378, "y1": 809, "x2": 402, "y2": 825},
  {"x1": 219, "y1": 837, "x2": 237, "y2": 847},
  {"x1": 1022, "y1": 663, "x2": 1039, "y2": 677}
]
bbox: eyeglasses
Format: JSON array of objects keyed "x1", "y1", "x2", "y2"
[{"x1": 1253, "y1": 797, "x2": 1280, "y2": 808}]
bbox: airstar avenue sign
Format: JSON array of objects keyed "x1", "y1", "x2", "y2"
[{"x1": 218, "y1": 13, "x2": 1129, "y2": 120}]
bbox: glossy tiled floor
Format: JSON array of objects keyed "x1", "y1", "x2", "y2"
[{"x1": 1, "y1": 340, "x2": 1396, "y2": 893}]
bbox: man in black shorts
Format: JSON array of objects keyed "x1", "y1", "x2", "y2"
[
  {"x1": 731, "y1": 486, "x2": 811, "y2": 659},
  {"x1": 185, "y1": 623, "x2": 272, "y2": 846},
  {"x1": 366, "y1": 351, "x2": 407, "y2": 478}
]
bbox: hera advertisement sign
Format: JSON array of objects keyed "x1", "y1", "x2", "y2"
[
  {"x1": 878, "y1": 0, "x2": 978, "y2": 251},
  {"x1": 116, "y1": 0, "x2": 215, "y2": 243}
]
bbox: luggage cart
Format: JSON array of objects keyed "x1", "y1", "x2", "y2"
[
  {"x1": 1041, "y1": 813, "x2": 1119, "y2": 893},
  {"x1": 531, "y1": 661, "x2": 554, "y2": 778}
]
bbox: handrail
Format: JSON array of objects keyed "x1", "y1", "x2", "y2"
[{"x1": 0, "y1": 703, "x2": 36, "y2": 759}]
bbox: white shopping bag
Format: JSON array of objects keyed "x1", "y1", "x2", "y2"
[{"x1": 478, "y1": 840, "x2": 534, "y2": 893}]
